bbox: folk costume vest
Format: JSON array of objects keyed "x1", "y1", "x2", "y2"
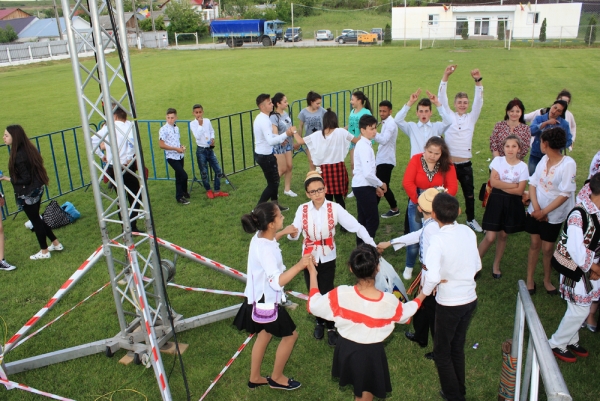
[{"x1": 302, "y1": 202, "x2": 336, "y2": 258}]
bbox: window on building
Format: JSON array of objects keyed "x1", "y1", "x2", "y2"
[
  {"x1": 474, "y1": 18, "x2": 490, "y2": 35},
  {"x1": 428, "y1": 14, "x2": 439, "y2": 26},
  {"x1": 527, "y1": 12, "x2": 540, "y2": 25},
  {"x1": 456, "y1": 18, "x2": 467, "y2": 36}
]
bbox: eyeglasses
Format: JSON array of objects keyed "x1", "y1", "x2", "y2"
[{"x1": 307, "y1": 187, "x2": 325, "y2": 196}]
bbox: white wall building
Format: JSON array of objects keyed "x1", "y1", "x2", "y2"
[{"x1": 392, "y1": 3, "x2": 583, "y2": 41}]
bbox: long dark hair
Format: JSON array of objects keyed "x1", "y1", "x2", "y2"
[
  {"x1": 424, "y1": 136, "x2": 452, "y2": 173},
  {"x1": 241, "y1": 202, "x2": 278, "y2": 233},
  {"x1": 322, "y1": 108, "x2": 339, "y2": 137},
  {"x1": 503, "y1": 98, "x2": 526, "y2": 124},
  {"x1": 352, "y1": 91, "x2": 372, "y2": 113},
  {"x1": 6, "y1": 125, "x2": 49, "y2": 186},
  {"x1": 270, "y1": 92, "x2": 286, "y2": 117}
]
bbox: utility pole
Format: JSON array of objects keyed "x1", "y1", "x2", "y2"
[{"x1": 53, "y1": 0, "x2": 63, "y2": 41}]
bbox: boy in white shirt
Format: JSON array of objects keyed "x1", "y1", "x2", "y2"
[
  {"x1": 352, "y1": 115, "x2": 387, "y2": 245},
  {"x1": 423, "y1": 193, "x2": 481, "y2": 401},
  {"x1": 159, "y1": 108, "x2": 189, "y2": 205},
  {"x1": 375, "y1": 100, "x2": 400, "y2": 219},
  {"x1": 438, "y1": 65, "x2": 484, "y2": 233},
  {"x1": 190, "y1": 104, "x2": 229, "y2": 199}
]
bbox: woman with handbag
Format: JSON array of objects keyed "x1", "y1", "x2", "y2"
[
  {"x1": 233, "y1": 201, "x2": 311, "y2": 391},
  {"x1": 2, "y1": 125, "x2": 63, "y2": 260}
]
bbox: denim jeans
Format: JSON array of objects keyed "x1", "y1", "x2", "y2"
[
  {"x1": 454, "y1": 161, "x2": 475, "y2": 222},
  {"x1": 196, "y1": 147, "x2": 222, "y2": 191},
  {"x1": 434, "y1": 300, "x2": 477, "y2": 401},
  {"x1": 405, "y1": 197, "x2": 423, "y2": 268},
  {"x1": 528, "y1": 154, "x2": 542, "y2": 176}
]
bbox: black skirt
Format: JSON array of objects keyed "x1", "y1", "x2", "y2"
[
  {"x1": 332, "y1": 335, "x2": 392, "y2": 399},
  {"x1": 233, "y1": 298, "x2": 296, "y2": 338},
  {"x1": 482, "y1": 188, "x2": 526, "y2": 234}
]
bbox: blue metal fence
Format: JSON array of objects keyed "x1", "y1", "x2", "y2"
[{"x1": 0, "y1": 81, "x2": 393, "y2": 219}]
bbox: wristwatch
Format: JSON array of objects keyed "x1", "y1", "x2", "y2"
[{"x1": 474, "y1": 77, "x2": 483, "y2": 82}]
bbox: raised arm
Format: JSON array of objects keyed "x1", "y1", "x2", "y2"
[
  {"x1": 469, "y1": 69, "x2": 484, "y2": 121},
  {"x1": 438, "y1": 65, "x2": 456, "y2": 116}
]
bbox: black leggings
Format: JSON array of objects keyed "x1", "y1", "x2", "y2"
[
  {"x1": 22, "y1": 201, "x2": 57, "y2": 250},
  {"x1": 325, "y1": 193, "x2": 345, "y2": 209}
]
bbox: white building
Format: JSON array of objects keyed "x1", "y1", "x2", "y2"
[{"x1": 392, "y1": 3, "x2": 583, "y2": 41}]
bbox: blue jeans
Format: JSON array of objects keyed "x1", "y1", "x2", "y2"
[
  {"x1": 528, "y1": 154, "x2": 542, "y2": 176},
  {"x1": 196, "y1": 147, "x2": 222, "y2": 191},
  {"x1": 405, "y1": 199, "x2": 423, "y2": 268}
]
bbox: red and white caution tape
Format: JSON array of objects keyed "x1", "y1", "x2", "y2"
[
  {"x1": 142, "y1": 277, "x2": 244, "y2": 297},
  {"x1": 198, "y1": 334, "x2": 254, "y2": 401},
  {"x1": 286, "y1": 290, "x2": 309, "y2": 301},
  {"x1": 2, "y1": 246, "x2": 104, "y2": 356},
  {"x1": 11, "y1": 282, "x2": 111, "y2": 351},
  {"x1": 137, "y1": 234, "x2": 247, "y2": 281},
  {"x1": 128, "y1": 250, "x2": 171, "y2": 399},
  {"x1": 0, "y1": 378, "x2": 75, "y2": 400}
]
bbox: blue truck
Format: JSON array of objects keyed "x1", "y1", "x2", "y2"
[{"x1": 210, "y1": 19, "x2": 284, "y2": 47}]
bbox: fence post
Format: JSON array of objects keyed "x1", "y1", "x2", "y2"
[
  {"x1": 589, "y1": 25, "x2": 593, "y2": 47},
  {"x1": 6, "y1": 48, "x2": 11, "y2": 63},
  {"x1": 48, "y1": 43, "x2": 53, "y2": 57},
  {"x1": 559, "y1": 26, "x2": 562, "y2": 48},
  {"x1": 28, "y1": 45, "x2": 33, "y2": 60}
]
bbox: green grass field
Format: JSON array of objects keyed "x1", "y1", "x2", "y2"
[{"x1": 1, "y1": 46, "x2": 600, "y2": 400}]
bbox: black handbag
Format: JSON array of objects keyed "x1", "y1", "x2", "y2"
[{"x1": 42, "y1": 200, "x2": 73, "y2": 229}]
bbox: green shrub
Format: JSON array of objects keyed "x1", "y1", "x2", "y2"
[
  {"x1": 384, "y1": 23, "x2": 391, "y2": 44},
  {"x1": 139, "y1": 16, "x2": 166, "y2": 32},
  {"x1": 0, "y1": 25, "x2": 18, "y2": 43},
  {"x1": 539, "y1": 18, "x2": 546, "y2": 42},
  {"x1": 164, "y1": 0, "x2": 208, "y2": 42},
  {"x1": 497, "y1": 20, "x2": 505, "y2": 41},
  {"x1": 585, "y1": 16, "x2": 597, "y2": 45},
  {"x1": 461, "y1": 21, "x2": 469, "y2": 40}
]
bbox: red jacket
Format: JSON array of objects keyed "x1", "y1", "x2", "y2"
[{"x1": 403, "y1": 153, "x2": 458, "y2": 204}]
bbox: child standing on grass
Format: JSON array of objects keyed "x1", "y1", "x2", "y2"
[
  {"x1": 307, "y1": 244, "x2": 425, "y2": 401},
  {"x1": 288, "y1": 171, "x2": 376, "y2": 347},
  {"x1": 478, "y1": 135, "x2": 529, "y2": 279},
  {"x1": 190, "y1": 104, "x2": 229, "y2": 199},
  {"x1": 423, "y1": 193, "x2": 481, "y2": 401},
  {"x1": 233, "y1": 202, "x2": 309, "y2": 391},
  {"x1": 159, "y1": 108, "x2": 189, "y2": 205},
  {"x1": 378, "y1": 187, "x2": 443, "y2": 361},
  {"x1": 347, "y1": 91, "x2": 372, "y2": 198},
  {"x1": 270, "y1": 93, "x2": 296, "y2": 198},
  {"x1": 374, "y1": 100, "x2": 400, "y2": 219},
  {"x1": 352, "y1": 115, "x2": 386, "y2": 245},
  {"x1": 0, "y1": 192, "x2": 16, "y2": 271},
  {"x1": 297, "y1": 91, "x2": 327, "y2": 172}
]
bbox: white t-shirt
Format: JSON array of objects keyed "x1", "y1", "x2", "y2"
[
  {"x1": 527, "y1": 155, "x2": 577, "y2": 224},
  {"x1": 304, "y1": 128, "x2": 353, "y2": 165},
  {"x1": 98, "y1": 120, "x2": 135, "y2": 166},
  {"x1": 489, "y1": 157, "x2": 529, "y2": 184},
  {"x1": 190, "y1": 118, "x2": 215, "y2": 147},
  {"x1": 243, "y1": 233, "x2": 285, "y2": 304}
]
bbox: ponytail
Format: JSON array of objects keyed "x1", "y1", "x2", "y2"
[{"x1": 241, "y1": 202, "x2": 278, "y2": 233}]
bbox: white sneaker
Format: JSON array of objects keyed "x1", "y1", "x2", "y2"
[
  {"x1": 0, "y1": 259, "x2": 16, "y2": 271},
  {"x1": 30, "y1": 251, "x2": 51, "y2": 260},
  {"x1": 347, "y1": 191, "x2": 354, "y2": 198},
  {"x1": 467, "y1": 219, "x2": 483, "y2": 233},
  {"x1": 284, "y1": 190, "x2": 298, "y2": 197},
  {"x1": 48, "y1": 243, "x2": 64, "y2": 251},
  {"x1": 403, "y1": 267, "x2": 413, "y2": 280}
]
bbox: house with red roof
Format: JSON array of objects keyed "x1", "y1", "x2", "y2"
[{"x1": 0, "y1": 8, "x2": 32, "y2": 21}]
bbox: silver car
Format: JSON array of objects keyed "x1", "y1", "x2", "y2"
[{"x1": 316, "y1": 29, "x2": 333, "y2": 41}]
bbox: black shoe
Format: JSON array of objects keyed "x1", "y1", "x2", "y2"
[
  {"x1": 182, "y1": 192, "x2": 191, "y2": 199},
  {"x1": 131, "y1": 225, "x2": 145, "y2": 233},
  {"x1": 381, "y1": 209, "x2": 400, "y2": 219},
  {"x1": 439, "y1": 390, "x2": 448, "y2": 400},
  {"x1": 528, "y1": 283, "x2": 536, "y2": 295},
  {"x1": 267, "y1": 376, "x2": 301, "y2": 390},
  {"x1": 405, "y1": 331, "x2": 426, "y2": 348},
  {"x1": 327, "y1": 330, "x2": 338, "y2": 347},
  {"x1": 492, "y1": 272, "x2": 502, "y2": 279},
  {"x1": 248, "y1": 377, "x2": 269, "y2": 389},
  {"x1": 177, "y1": 198, "x2": 190, "y2": 205},
  {"x1": 278, "y1": 204, "x2": 289, "y2": 212},
  {"x1": 546, "y1": 287, "x2": 559, "y2": 296},
  {"x1": 424, "y1": 352, "x2": 435, "y2": 360},
  {"x1": 313, "y1": 324, "x2": 324, "y2": 340}
]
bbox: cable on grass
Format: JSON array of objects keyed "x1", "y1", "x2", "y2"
[{"x1": 92, "y1": 367, "x2": 149, "y2": 401}]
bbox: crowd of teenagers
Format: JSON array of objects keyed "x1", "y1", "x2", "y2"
[
  {"x1": 232, "y1": 64, "x2": 600, "y2": 401},
  {"x1": 1, "y1": 64, "x2": 597, "y2": 401}
]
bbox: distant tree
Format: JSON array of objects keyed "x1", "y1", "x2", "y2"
[
  {"x1": 40, "y1": 8, "x2": 55, "y2": 19},
  {"x1": 384, "y1": 23, "x2": 391, "y2": 45},
  {"x1": 461, "y1": 21, "x2": 469, "y2": 40},
  {"x1": 164, "y1": 0, "x2": 208, "y2": 42},
  {"x1": 497, "y1": 20, "x2": 505, "y2": 41},
  {"x1": 539, "y1": 18, "x2": 546, "y2": 42},
  {"x1": 585, "y1": 16, "x2": 597, "y2": 45},
  {"x1": 0, "y1": 25, "x2": 18, "y2": 43},
  {"x1": 139, "y1": 16, "x2": 166, "y2": 32}
]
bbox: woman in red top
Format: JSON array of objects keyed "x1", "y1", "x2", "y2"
[
  {"x1": 402, "y1": 136, "x2": 457, "y2": 279},
  {"x1": 489, "y1": 98, "x2": 531, "y2": 160}
]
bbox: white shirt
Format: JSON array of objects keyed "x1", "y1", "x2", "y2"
[
  {"x1": 423, "y1": 222, "x2": 481, "y2": 306},
  {"x1": 438, "y1": 81, "x2": 484, "y2": 159},
  {"x1": 394, "y1": 104, "x2": 451, "y2": 157},
  {"x1": 243, "y1": 233, "x2": 285, "y2": 304},
  {"x1": 489, "y1": 157, "x2": 529, "y2": 184},
  {"x1": 190, "y1": 118, "x2": 215, "y2": 147},
  {"x1": 98, "y1": 120, "x2": 135, "y2": 166},
  {"x1": 308, "y1": 285, "x2": 422, "y2": 344},
  {"x1": 159, "y1": 123, "x2": 184, "y2": 160},
  {"x1": 352, "y1": 136, "x2": 383, "y2": 189},
  {"x1": 374, "y1": 115, "x2": 398, "y2": 166},
  {"x1": 288, "y1": 200, "x2": 376, "y2": 263},
  {"x1": 528, "y1": 155, "x2": 577, "y2": 224},
  {"x1": 304, "y1": 128, "x2": 353, "y2": 165},
  {"x1": 253, "y1": 112, "x2": 288, "y2": 155}
]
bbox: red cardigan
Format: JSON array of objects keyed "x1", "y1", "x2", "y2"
[{"x1": 403, "y1": 153, "x2": 458, "y2": 204}]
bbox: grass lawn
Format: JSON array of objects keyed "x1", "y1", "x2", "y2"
[{"x1": 0, "y1": 46, "x2": 600, "y2": 400}]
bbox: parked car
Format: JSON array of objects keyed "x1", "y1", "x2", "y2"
[
  {"x1": 371, "y1": 28, "x2": 383, "y2": 40},
  {"x1": 316, "y1": 29, "x2": 334, "y2": 41},
  {"x1": 336, "y1": 30, "x2": 368, "y2": 44},
  {"x1": 341, "y1": 29, "x2": 353, "y2": 36},
  {"x1": 284, "y1": 27, "x2": 303, "y2": 42}
]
